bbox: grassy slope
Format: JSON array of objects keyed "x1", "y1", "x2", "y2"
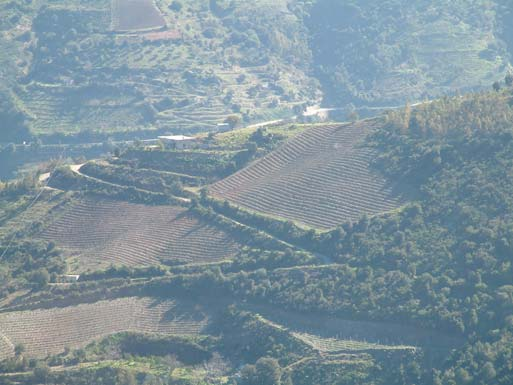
[{"x1": 210, "y1": 123, "x2": 309, "y2": 149}]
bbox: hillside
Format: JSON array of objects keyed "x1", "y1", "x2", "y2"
[
  {"x1": 1, "y1": 0, "x2": 512, "y2": 143},
  {"x1": 305, "y1": 0, "x2": 512, "y2": 107},
  {"x1": 0, "y1": 297, "x2": 210, "y2": 359},
  {"x1": 38, "y1": 198, "x2": 243, "y2": 272},
  {"x1": 2, "y1": 1, "x2": 513, "y2": 384},
  {"x1": 2, "y1": 87, "x2": 513, "y2": 384},
  {"x1": 0, "y1": 0, "x2": 317, "y2": 140},
  {"x1": 2, "y1": 86, "x2": 513, "y2": 384},
  {"x1": 210, "y1": 119, "x2": 405, "y2": 229},
  {"x1": 0, "y1": 115, "x2": 453, "y2": 384}
]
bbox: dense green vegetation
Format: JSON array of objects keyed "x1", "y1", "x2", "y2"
[
  {"x1": 0, "y1": 240, "x2": 64, "y2": 297},
  {"x1": 0, "y1": 184, "x2": 69, "y2": 301},
  {"x1": 364, "y1": 89, "x2": 513, "y2": 383},
  {"x1": 303, "y1": 0, "x2": 510, "y2": 107},
  {"x1": 0, "y1": 88, "x2": 30, "y2": 143}
]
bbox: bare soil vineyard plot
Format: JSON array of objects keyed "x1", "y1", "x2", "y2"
[
  {"x1": 211, "y1": 120, "x2": 404, "y2": 229},
  {"x1": 111, "y1": 0, "x2": 166, "y2": 31},
  {"x1": 0, "y1": 297, "x2": 210, "y2": 359},
  {"x1": 37, "y1": 199, "x2": 242, "y2": 272}
]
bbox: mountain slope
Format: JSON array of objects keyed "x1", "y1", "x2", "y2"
[
  {"x1": 0, "y1": 0, "x2": 317, "y2": 139},
  {"x1": 210, "y1": 119, "x2": 405, "y2": 229},
  {"x1": 1, "y1": 0, "x2": 512, "y2": 141},
  {"x1": 0, "y1": 297, "x2": 210, "y2": 359},
  {"x1": 2, "y1": 88, "x2": 513, "y2": 384},
  {"x1": 304, "y1": 0, "x2": 511, "y2": 107},
  {"x1": 36, "y1": 198, "x2": 244, "y2": 272}
]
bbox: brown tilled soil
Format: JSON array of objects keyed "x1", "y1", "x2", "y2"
[{"x1": 38, "y1": 199, "x2": 242, "y2": 272}]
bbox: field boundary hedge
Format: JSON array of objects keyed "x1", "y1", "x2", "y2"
[{"x1": 49, "y1": 167, "x2": 187, "y2": 206}]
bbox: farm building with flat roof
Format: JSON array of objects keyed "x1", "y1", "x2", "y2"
[{"x1": 158, "y1": 135, "x2": 198, "y2": 150}]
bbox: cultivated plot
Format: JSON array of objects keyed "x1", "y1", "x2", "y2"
[
  {"x1": 0, "y1": 297, "x2": 210, "y2": 359},
  {"x1": 250, "y1": 304, "x2": 462, "y2": 354},
  {"x1": 211, "y1": 120, "x2": 404, "y2": 229},
  {"x1": 38, "y1": 199, "x2": 242, "y2": 271}
]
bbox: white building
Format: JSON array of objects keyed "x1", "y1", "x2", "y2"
[
  {"x1": 58, "y1": 274, "x2": 81, "y2": 283},
  {"x1": 158, "y1": 135, "x2": 198, "y2": 150},
  {"x1": 216, "y1": 123, "x2": 231, "y2": 132}
]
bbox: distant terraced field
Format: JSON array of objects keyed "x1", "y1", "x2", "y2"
[
  {"x1": 0, "y1": 297, "x2": 210, "y2": 359},
  {"x1": 210, "y1": 120, "x2": 404, "y2": 229},
  {"x1": 37, "y1": 199, "x2": 242, "y2": 272},
  {"x1": 111, "y1": 0, "x2": 166, "y2": 31},
  {"x1": 250, "y1": 303, "x2": 462, "y2": 352},
  {"x1": 292, "y1": 332, "x2": 415, "y2": 353}
]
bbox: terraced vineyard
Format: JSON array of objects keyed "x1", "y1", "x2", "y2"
[
  {"x1": 211, "y1": 120, "x2": 404, "y2": 229},
  {"x1": 249, "y1": 302, "x2": 462, "y2": 352},
  {"x1": 292, "y1": 332, "x2": 415, "y2": 353},
  {"x1": 38, "y1": 199, "x2": 242, "y2": 271},
  {"x1": 252, "y1": 313, "x2": 409, "y2": 353},
  {"x1": 0, "y1": 297, "x2": 210, "y2": 359},
  {"x1": 18, "y1": 84, "x2": 146, "y2": 135},
  {"x1": 0, "y1": 0, "x2": 316, "y2": 136}
]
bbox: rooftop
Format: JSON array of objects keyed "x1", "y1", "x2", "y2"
[{"x1": 158, "y1": 135, "x2": 196, "y2": 141}]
